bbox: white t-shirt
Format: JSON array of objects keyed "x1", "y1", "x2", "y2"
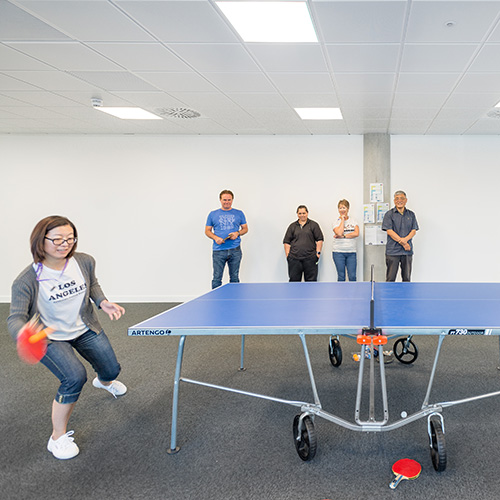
[
  {"x1": 34, "y1": 257, "x2": 88, "y2": 341},
  {"x1": 332, "y1": 217, "x2": 358, "y2": 252}
]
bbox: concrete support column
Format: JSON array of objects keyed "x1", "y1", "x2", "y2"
[{"x1": 363, "y1": 134, "x2": 390, "y2": 282}]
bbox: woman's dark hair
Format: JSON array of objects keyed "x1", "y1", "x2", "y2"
[{"x1": 30, "y1": 215, "x2": 78, "y2": 263}]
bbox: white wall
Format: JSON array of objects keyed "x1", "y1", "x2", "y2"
[
  {"x1": 392, "y1": 135, "x2": 500, "y2": 282},
  {"x1": 0, "y1": 135, "x2": 363, "y2": 302}
]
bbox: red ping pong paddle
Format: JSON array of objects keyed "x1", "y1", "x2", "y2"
[
  {"x1": 389, "y1": 458, "x2": 421, "y2": 489},
  {"x1": 16, "y1": 320, "x2": 52, "y2": 365}
]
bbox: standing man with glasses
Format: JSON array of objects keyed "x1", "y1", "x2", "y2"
[
  {"x1": 382, "y1": 190, "x2": 419, "y2": 281},
  {"x1": 205, "y1": 190, "x2": 248, "y2": 289}
]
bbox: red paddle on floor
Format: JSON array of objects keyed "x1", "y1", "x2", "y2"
[
  {"x1": 17, "y1": 317, "x2": 53, "y2": 364},
  {"x1": 389, "y1": 458, "x2": 421, "y2": 489}
]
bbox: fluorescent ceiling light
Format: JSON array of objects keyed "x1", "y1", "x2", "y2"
[
  {"x1": 495, "y1": 102, "x2": 500, "y2": 108},
  {"x1": 295, "y1": 108, "x2": 343, "y2": 120},
  {"x1": 216, "y1": 1, "x2": 318, "y2": 42},
  {"x1": 95, "y1": 107, "x2": 162, "y2": 120}
]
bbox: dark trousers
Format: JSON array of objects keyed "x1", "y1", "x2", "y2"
[
  {"x1": 288, "y1": 255, "x2": 318, "y2": 282},
  {"x1": 386, "y1": 254, "x2": 413, "y2": 282}
]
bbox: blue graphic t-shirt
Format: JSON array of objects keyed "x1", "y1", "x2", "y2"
[{"x1": 206, "y1": 208, "x2": 247, "y2": 251}]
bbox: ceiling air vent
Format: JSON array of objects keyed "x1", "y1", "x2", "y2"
[
  {"x1": 156, "y1": 108, "x2": 201, "y2": 119},
  {"x1": 486, "y1": 109, "x2": 500, "y2": 119}
]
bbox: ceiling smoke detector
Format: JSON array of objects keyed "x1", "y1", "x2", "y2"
[{"x1": 156, "y1": 107, "x2": 201, "y2": 119}]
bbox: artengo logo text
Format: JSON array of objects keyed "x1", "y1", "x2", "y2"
[{"x1": 129, "y1": 329, "x2": 172, "y2": 336}]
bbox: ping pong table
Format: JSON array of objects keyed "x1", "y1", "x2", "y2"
[{"x1": 128, "y1": 279, "x2": 500, "y2": 471}]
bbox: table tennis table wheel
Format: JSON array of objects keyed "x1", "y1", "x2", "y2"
[
  {"x1": 429, "y1": 416, "x2": 447, "y2": 472},
  {"x1": 393, "y1": 336, "x2": 419, "y2": 364},
  {"x1": 293, "y1": 414, "x2": 317, "y2": 461},
  {"x1": 328, "y1": 336, "x2": 343, "y2": 367}
]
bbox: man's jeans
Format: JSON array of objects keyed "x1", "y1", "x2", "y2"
[
  {"x1": 212, "y1": 246, "x2": 242, "y2": 289},
  {"x1": 332, "y1": 252, "x2": 357, "y2": 281},
  {"x1": 40, "y1": 330, "x2": 121, "y2": 404}
]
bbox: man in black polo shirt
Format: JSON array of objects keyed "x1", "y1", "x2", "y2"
[
  {"x1": 283, "y1": 205, "x2": 324, "y2": 282},
  {"x1": 382, "y1": 190, "x2": 419, "y2": 282}
]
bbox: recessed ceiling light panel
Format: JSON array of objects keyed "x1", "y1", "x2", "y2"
[
  {"x1": 216, "y1": 1, "x2": 318, "y2": 42},
  {"x1": 294, "y1": 108, "x2": 343, "y2": 120},
  {"x1": 95, "y1": 107, "x2": 162, "y2": 120}
]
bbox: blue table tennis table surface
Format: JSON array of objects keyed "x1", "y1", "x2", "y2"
[{"x1": 128, "y1": 282, "x2": 500, "y2": 336}]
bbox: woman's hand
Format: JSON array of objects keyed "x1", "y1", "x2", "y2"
[{"x1": 100, "y1": 300, "x2": 125, "y2": 320}]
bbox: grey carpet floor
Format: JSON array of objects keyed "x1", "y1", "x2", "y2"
[{"x1": 1, "y1": 303, "x2": 500, "y2": 499}]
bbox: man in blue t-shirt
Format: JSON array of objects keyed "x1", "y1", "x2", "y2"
[
  {"x1": 205, "y1": 190, "x2": 248, "y2": 289},
  {"x1": 382, "y1": 190, "x2": 419, "y2": 282}
]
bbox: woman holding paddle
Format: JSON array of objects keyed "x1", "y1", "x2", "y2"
[{"x1": 7, "y1": 215, "x2": 126, "y2": 460}]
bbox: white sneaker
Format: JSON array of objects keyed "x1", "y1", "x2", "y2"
[
  {"x1": 92, "y1": 377, "x2": 127, "y2": 398},
  {"x1": 47, "y1": 431, "x2": 79, "y2": 460}
]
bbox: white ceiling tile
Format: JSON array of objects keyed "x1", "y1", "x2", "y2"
[
  {"x1": 406, "y1": 1, "x2": 500, "y2": 43},
  {"x1": 468, "y1": 44, "x2": 500, "y2": 72},
  {"x1": 400, "y1": 44, "x2": 478, "y2": 72},
  {"x1": 0, "y1": 93, "x2": 32, "y2": 106},
  {"x1": 202, "y1": 73, "x2": 275, "y2": 92},
  {"x1": 6, "y1": 42, "x2": 123, "y2": 71},
  {"x1": 268, "y1": 73, "x2": 335, "y2": 93},
  {"x1": 396, "y1": 73, "x2": 460, "y2": 92},
  {"x1": 88, "y1": 43, "x2": 191, "y2": 72},
  {"x1": 283, "y1": 93, "x2": 339, "y2": 107},
  {"x1": 455, "y1": 73, "x2": 500, "y2": 92},
  {"x1": 313, "y1": 1, "x2": 407, "y2": 43},
  {"x1": 0, "y1": 43, "x2": 52, "y2": 70},
  {"x1": 444, "y1": 93, "x2": 500, "y2": 108},
  {"x1": 172, "y1": 117, "x2": 235, "y2": 134},
  {"x1": 0, "y1": 91, "x2": 82, "y2": 106},
  {"x1": 426, "y1": 119, "x2": 478, "y2": 134},
  {"x1": 0, "y1": 0, "x2": 70, "y2": 40},
  {"x1": 465, "y1": 119, "x2": 500, "y2": 134},
  {"x1": 326, "y1": 44, "x2": 400, "y2": 72},
  {"x1": 3, "y1": 71, "x2": 96, "y2": 91},
  {"x1": 17, "y1": 0, "x2": 154, "y2": 42},
  {"x1": 167, "y1": 92, "x2": 239, "y2": 112},
  {"x1": 167, "y1": 44, "x2": 261, "y2": 72},
  {"x1": 436, "y1": 108, "x2": 489, "y2": 121},
  {"x1": 136, "y1": 72, "x2": 217, "y2": 92},
  {"x1": 339, "y1": 93, "x2": 393, "y2": 108},
  {"x1": 226, "y1": 93, "x2": 289, "y2": 108},
  {"x1": 392, "y1": 93, "x2": 448, "y2": 108},
  {"x1": 388, "y1": 120, "x2": 432, "y2": 134},
  {"x1": 341, "y1": 108, "x2": 391, "y2": 120},
  {"x1": 0, "y1": 73, "x2": 39, "y2": 91},
  {"x1": 69, "y1": 71, "x2": 159, "y2": 91},
  {"x1": 390, "y1": 108, "x2": 439, "y2": 120},
  {"x1": 304, "y1": 121, "x2": 350, "y2": 134},
  {"x1": 334, "y1": 73, "x2": 395, "y2": 92},
  {"x1": 115, "y1": 0, "x2": 239, "y2": 43},
  {"x1": 248, "y1": 45, "x2": 328, "y2": 72}
]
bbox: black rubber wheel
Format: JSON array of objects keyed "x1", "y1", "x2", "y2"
[
  {"x1": 429, "y1": 417, "x2": 447, "y2": 472},
  {"x1": 293, "y1": 414, "x2": 317, "y2": 461},
  {"x1": 329, "y1": 338, "x2": 343, "y2": 367},
  {"x1": 393, "y1": 337, "x2": 419, "y2": 364}
]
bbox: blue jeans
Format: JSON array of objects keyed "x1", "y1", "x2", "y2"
[
  {"x1": 212, "y1": 246, "x2": 242, "y2": 289},
  {"x1": 332, "y1": 252, "x2": 357, "y2": 281},
  {"x1": 40, "y1": 330, "x2": 121, "y2": 404}
]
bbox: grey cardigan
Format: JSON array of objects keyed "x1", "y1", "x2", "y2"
[{"x1": 7, "y1": 252, "x2": 107, "y2": 341}]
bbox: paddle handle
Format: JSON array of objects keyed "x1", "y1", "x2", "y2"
[
  {"x1": 28, "y1": 328, "x2": 51, "y2": 344},
  {"x1": 389, "y1": 474, "x2": 403, "y2": 489}
]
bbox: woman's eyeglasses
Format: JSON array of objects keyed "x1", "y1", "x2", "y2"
[{"x1": 44, "y1": 237, "x2": 77, "y2": 246}]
